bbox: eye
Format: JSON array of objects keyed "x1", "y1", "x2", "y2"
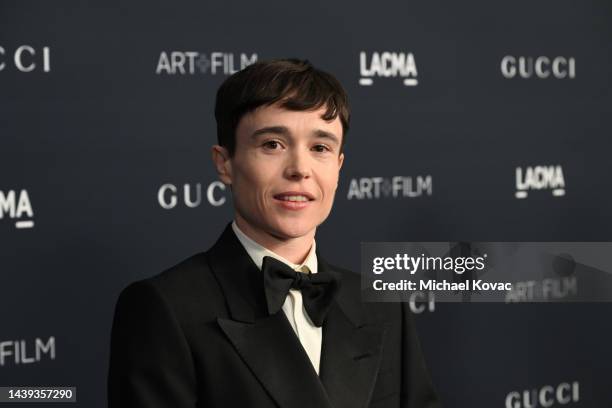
[
  {"x1": 312, "y1": 144, "x2": 331, "y2": 153},
  {"x1": 262, "y1": 140, "x2": 283, "y2": 150}
]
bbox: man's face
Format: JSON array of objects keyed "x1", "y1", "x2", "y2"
[{"x1": 214, "y1": 103, "x2": 344, "y2": 242}]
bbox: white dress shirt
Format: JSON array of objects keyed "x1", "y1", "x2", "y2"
[{"x1": 231, "y1": 221, "x2": 323, "y2": 375}]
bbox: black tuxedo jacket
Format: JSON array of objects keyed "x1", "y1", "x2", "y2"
[{"x1": 108, "y1": 224, "x2": 440, "y2": 408}]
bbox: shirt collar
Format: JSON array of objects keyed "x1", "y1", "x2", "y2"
[{"x1": 231, "y1": 220, "x2": 318, "y2": 274}]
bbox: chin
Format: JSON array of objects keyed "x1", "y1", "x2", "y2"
[{"x1": 271, "y1": 220, "x2": 316, "y2": 240}]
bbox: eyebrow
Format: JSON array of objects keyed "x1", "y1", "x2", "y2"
[
  {"x1": 251, "y1": 126, "x2": 340, "y2": 146},
  {"x1": 251, "y1": 126, "x2": 290, "y2": 139},
  {"x1": 313, "y1": 129, "x2": 340, "y2": 146}
]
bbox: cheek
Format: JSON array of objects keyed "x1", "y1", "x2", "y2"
[
  {"x1": 320, "y1": 168, "x2": 341, "y2": 201},
  {"x1": 327, "y1": 177, "x2": 339, "y2": 195},
  {"x1": 236, "y1": 165, "x2": 273, "y2": 201}
]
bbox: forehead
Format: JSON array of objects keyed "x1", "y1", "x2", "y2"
[{"x1": 237, "y1": 103, "x2": 343, "y2": 138}]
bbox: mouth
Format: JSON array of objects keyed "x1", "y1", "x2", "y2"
[
  {"x1": 273, "y1": 192, "x2": 315, "y2": 202},
  {"x1": 273, "y1": 192, "x2": 315, "y2": 210}
]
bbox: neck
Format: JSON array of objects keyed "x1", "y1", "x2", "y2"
[{"x1": 234, "y1": 216, "x2": 315, "y2": 265}]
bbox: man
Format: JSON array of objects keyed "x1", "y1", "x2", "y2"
[{"x1": 108, "y1": 59, "x2": 440, "y2": 408}]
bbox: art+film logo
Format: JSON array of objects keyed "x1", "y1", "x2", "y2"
[
  {"x1": 506, "y1": 252, "x2": 577, "y2": 303},
  {"x1": 0, "y1": 45, "x2": 51, "y2": 73},
  {"x1": 0, "y1": 189, "x2": 35, "y2": 229},
  {"x1": 158, "y1": 181, "x2": 227, "y2": 209},
  {"x1": 501, "y1": 56, "x2": 576, "y2": 79},
  {"x1": 359, "y1": 51, "x2": 418, "y2": 87},
  {"x1": 0, "y1": 336, "x2": 55, "y2": 366},
  {"x1": 514, "y1": 165, "x2": 565, "y2": 199},
  {"x1": 156, "y1": 51, "x2": 257, "y2": 75},
  {"x1": 347, "y1": 176, "x2": 432, "y2": 200}
]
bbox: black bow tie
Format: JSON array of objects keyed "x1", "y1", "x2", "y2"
[{"x1": 262, "y1": 256, "x2": 341, "y2": 327}]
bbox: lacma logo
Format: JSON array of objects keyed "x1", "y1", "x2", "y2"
[
  {"x1": 347, "y1": 176, "x2": 432, "y2": 200},
  {"x1": 156, "y1": 51, "x2": 257, "y2": 75},
  {"x1": 515, "y1": 165, "x2": 565, "y2": 199},
  {"x1": 0, "y1": 45, "x2": 51, "y2": 72},
  {"x1": 359, "y1": 51, "x2": 418, "y2": 86},
  {"x1": 501, "y1": 56, "x2": 575, "y2": 79},
  {"x1": 158, "y1": 182, "x2": 227, "y2": 209},
  {"x1": 0, "y1": 189, "x2": 35, "y2": 229}
]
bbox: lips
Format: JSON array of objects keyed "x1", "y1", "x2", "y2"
[{"x1": 273, "y1": 191, "x2": 315, "y2": 201}]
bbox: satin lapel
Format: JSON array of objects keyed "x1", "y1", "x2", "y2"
[
  {"x1": 206, "y1": 223, "x2": 268, "y2": 323},
  {"x1": 218, "y1": 313, "x2": 333, "y2": 408},
  {"x1": 318, "y1": 259, "x2": 386, "y2": 408},
  {"x1": 208, "y1": 224, "x2": 333, "y2": 408}
]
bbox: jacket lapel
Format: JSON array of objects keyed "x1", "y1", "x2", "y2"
[
  {"x1": 217, "y1": 314, "x2": 333, "y2": 408},
  {"x1": 319, "y1": 258, "x2": 386, "y2": 408},
  {"x1": 207, "y1": 224, "x2": 385, "y2": 408},
  {"x1": 208, "y1": 224, "x2": 333, "y2": 408}
]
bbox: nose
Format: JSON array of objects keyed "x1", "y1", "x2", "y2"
[{"x1": 284, "y1": 149, "x2": 311, "y2": 180}]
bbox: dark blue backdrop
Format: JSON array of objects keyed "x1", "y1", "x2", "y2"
[{"x1": 2, "y1": 1, "x2": 611, "y2": 406}]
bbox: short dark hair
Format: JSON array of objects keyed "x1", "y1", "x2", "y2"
[{"x1": 214, "y1": 58, "x2": 350, "y2": 156}]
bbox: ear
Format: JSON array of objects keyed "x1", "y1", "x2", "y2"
[{"x1": 211, "y1": 145, "x2": 233, "y2": 185}]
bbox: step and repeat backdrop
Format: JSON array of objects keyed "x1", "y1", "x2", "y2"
[{"x1": 2, "y1": 0, "x2": 612, "y2": 406}]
